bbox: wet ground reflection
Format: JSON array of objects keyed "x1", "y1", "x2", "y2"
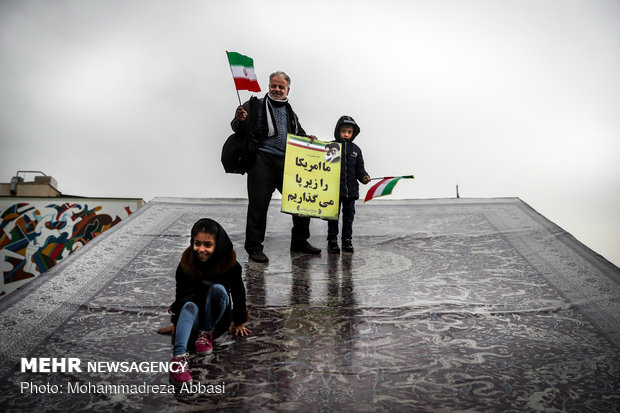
[{"x1": 1, "y1": 199, "x2": 618, "y2": 412}]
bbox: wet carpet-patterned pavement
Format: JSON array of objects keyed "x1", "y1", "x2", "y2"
[{"x1": 1, "y1": 198, "x2": 619, "y2": 412}]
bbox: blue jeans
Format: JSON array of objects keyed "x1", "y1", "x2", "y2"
[
  {"x1": 328, "y1": 198, "x2": 356, "y2": 240},
  {"x1": 173, "y1": 284, "x2": 230, "y2": 356}
]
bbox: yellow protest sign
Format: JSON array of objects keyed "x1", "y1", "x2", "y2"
[{"x1": 282, "y1": 134, "x2": 341, "y2": 220}]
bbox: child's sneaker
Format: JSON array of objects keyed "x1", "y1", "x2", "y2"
[
  {"x1": 195, "y1": 330, "x2": 213, "y2": 355},
  {"x1": 170, "y1": 353, "x2": 192, "y2": 384},
  {"x1": 342, "y1": 239, "x2": 354, "y2": 253},
  {"x1": 328, "y1": 240, "x2": 340, "y2": 254}
]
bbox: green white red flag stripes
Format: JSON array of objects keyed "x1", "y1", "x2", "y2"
[
  {"x1": 287, "y1": 134, "x2": 329, "y2": 152},
  {"x1": 226, "y1": 51, "x2": 261, "y2": 92},
  {"x1": 364, "y1": 175, "x2": 415, "y2": 202}
]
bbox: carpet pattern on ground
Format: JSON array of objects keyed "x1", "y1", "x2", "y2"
[{"x1": 0, "y1": 198, "x2": 619, "y2": 412}]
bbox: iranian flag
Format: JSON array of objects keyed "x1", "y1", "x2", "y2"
[
  {"x1": 364, "y1": 175, "x2": 415, "y2": 202},
  {"x1": 227, "y1": 51, "x2": 261, "y2": 92},
  {"x1": 287, "y1": 134, "x2": 329, "y2": 152}
]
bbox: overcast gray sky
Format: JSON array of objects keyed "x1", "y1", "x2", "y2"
[{"x1": 1, "y1": 0, "x2": 618, "y2": 266}]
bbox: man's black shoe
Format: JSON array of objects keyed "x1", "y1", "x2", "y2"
[
  {"x1": 290, "y1": 241, "x2": 322, "y2": 255},
  {"x1": 249, "y1": 250, "x2": 269, "y2": 263}
]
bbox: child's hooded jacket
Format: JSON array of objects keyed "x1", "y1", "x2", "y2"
[
  {"x1": 170, "y1": 219, "x2": 248, "y2": 336},
  {"x1": 333, "y1": 115, "x2": 369, "y2": 199}
]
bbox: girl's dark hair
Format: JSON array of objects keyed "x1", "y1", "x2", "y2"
[
  {"x1": 188, "y1": 218, "x2": 233, "y2": 269},
  {"x1": 190, "y1": 218, "x2": 219, "y2": 245}
]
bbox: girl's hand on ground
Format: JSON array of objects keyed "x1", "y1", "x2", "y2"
[
  {"x1": 229, "y1": 324, "x2": 252, "y2": 337},
  {"x1": 157, "y1": 324, "x2": 175, "y2": 335}
]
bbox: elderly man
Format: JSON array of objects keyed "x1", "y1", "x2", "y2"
[{"x1": 231, "y1": 71, "x2": 321, "y2": 263}]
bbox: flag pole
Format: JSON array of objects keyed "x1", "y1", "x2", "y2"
[
  {"x1": 226, "y1": 51, "x2": 242, "y2": 107},
  {"x1": 369, "y1": 174, "x2": 414, "y2": 181}
]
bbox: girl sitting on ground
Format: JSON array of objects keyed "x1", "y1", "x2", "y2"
[{"x1": 168, "y1": 218, "x2": 251, "y2": 384}]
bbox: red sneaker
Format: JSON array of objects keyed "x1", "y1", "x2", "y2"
[
  {"x1": 195, "y1": 330, "x2": 213, "y2": 355},
  {"x1": 169, "y1": 353, "x2": 191, "y2": 384}
]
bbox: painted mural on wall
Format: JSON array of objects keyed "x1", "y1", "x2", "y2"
[{"x1": 0, "y1": 199, "x2": 141, "y2": 298}]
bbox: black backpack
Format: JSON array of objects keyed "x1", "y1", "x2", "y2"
[
  {"x1": 221, "y1": 97, "x2": 260, "y2": 175},
  {"x1": 221, "y1": 132, "x2": 257, "y2": 175}
]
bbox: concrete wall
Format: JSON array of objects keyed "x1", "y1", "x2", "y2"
[
  {"x1": 0, "y1": 176, "x2": 61, "y2": 197},
  {"x1": 0, "y1": 197, "x2": 144, "y2": 298}
]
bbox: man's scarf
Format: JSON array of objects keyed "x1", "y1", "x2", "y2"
[{"x1": 265, "y1": 94, "x2": 289, "y2": 137}]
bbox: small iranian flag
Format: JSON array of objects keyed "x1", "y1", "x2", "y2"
[
  {"x1": 287, "y1": 134, "x2": 329, "y2": 152},
  {"x1": 364, "y1": 175, "x2": 415, "y2": 202},
  {"x1": 227, "y1": 51, "x2": 261, "y2": 92}
]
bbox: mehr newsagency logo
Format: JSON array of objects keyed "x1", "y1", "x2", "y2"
[{"x1": 19, "y1": 357, "x2": 225, "y2": 395}]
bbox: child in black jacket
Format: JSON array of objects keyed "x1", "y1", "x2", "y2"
[
  {"x1": 328, "y1": 116, "x2": 370, "y2": 253},
  {"x1": 168, "y1": 218, "x2": 250, "y2": 384}
]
